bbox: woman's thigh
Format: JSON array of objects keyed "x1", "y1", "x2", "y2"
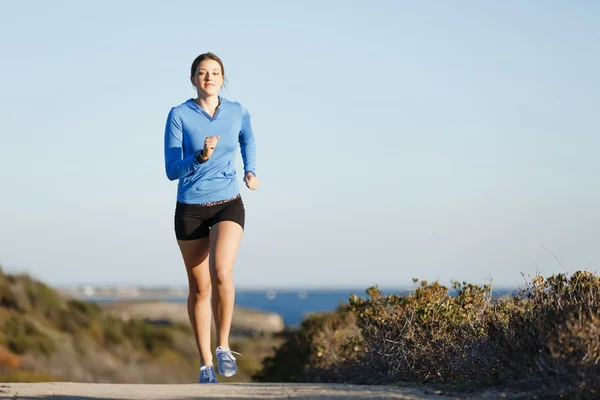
[
  {"x1": 209, "y1": 221, "x2": 243, "y2": 281},
  {"x1": 177, "y1": 238, "x2": 211, "y2": 290}
]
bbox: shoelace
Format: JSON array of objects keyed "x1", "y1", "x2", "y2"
[
  {"x1": 217, "y1": 348, "x2": 242, "y2": 360},
  {"x1": 200, "y1": 368, "x2": 211, "y2": 381}
]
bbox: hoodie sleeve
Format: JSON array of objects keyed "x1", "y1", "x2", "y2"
[
  {"x1": 164, "y1": 108, "x2": 203, "y2": 181},
  {"x1": 238, "y1": 103, "x2": 257, "y2": 177}
]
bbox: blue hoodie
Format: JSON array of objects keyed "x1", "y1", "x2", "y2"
[{"x1": 164, "y1": 97, "x2": 257, "y2": 204}]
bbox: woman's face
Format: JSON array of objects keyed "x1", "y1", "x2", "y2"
[{"x1": 192, "y1": 59, "x2": 224, "y2": 97}]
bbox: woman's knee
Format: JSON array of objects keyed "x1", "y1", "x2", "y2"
[
  {"x1": 212, "y1": 265, "x2": 234, "y2": 287},
  {"x1": 189, "y1": 280, "x2": 211, "y2": 300}
]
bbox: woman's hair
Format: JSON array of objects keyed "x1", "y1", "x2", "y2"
[{"x1": 191, "y1": 52, "x2": 226, "y2": 87}]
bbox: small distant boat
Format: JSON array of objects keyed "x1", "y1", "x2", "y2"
[{"x1": 297, "y1": 290, "x2": 308, "y2": 300}]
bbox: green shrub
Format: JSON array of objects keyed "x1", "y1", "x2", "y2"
[
  {"x1": 0, "y1": 272, "x2": 19, "y2": 310},
  {"x1": 254, "y1": 306, "x2": 362, "y2": 383},
  {"x1": 55, "y1": 300, "x2": 104, "y2": 334},
  {"x1": 24, "y1": 277, "x2": 67, "y2": 319},
  {"x1": 101, "y1": 316, "x2": 126, "y2": 347},
  {"x1": 122, "y1": 319, "x2": 175, "y2": 356},
  {"x1": 3, "y1": 316, "x2": 56, "y2": 356},
  {"x1": 348, "y1": 281, "x2": 493, "y2": 384}
]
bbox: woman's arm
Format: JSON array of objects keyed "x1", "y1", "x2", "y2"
[
  {"x1": 238, "y1": 103, "x2": 257, "y2": 177},
  {"x1": 164, "y1": 108, "x2": 206, "y2": 181}
]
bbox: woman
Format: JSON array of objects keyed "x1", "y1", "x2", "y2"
[{"x1": 163, "y1": 52, "x2": 260, "y2": 384}]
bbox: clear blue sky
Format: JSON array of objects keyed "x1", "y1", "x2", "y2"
[{"x1": 1, "y1": 1, "x2": 598, "y2": 290}]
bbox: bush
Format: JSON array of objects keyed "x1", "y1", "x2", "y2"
[
  {"x1": 0, "y1": 273, "x2": 18, "y2": 310},
  {"x1": 486, "y1": 271, "x2": 600, "y2": 396},
  {"x1": 348, "y1": 281, "x2": 494, "y2": 385},
  {"x1": 102, "y1": 316, "x2": 127, "y2": 347},
  {"x1": 54, "y1": 300, "x2": 104, "y2": 334},
  {"x1": 256, "y1": 271, "x2": 600, "y2": 399},
  {"x1": 254, "y1": 306, "x2": 361, "y2": 383},
  {"x1": 25, "y1": 279, "x2": 66, "y2": 320},
  {"x1": 3, "y1": 316, "x2": 56, "y2": 356},
  {"x1": 122, "y1": 319, "x2": 176, "y2": 356}
]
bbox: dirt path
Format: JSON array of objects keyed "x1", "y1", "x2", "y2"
[{"x1": 0, "y1": 382, "x2": 464, "y2": 400}]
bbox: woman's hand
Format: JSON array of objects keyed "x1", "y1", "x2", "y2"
[
  {"x1": 244, "y1": 172, "x2": 260, "y2": 190},
  {"x1": 202, "y1": 136, "x2": 220, "y2": 159}
]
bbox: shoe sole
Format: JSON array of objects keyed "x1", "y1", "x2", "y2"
[{"x1": 219, "y1": 370, "x2": 237, "y2": 377}]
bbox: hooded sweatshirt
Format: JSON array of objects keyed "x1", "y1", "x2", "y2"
[{"x1": 164, "y1": 97, "x2": 257, "y2": 204}]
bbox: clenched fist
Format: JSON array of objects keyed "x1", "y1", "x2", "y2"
[
  {"x1": 244, "y1": 172, "x2": 260, "y2": 190},
  {"x1": 201, "y1": 135, "x2": 220, "y2": 159}
]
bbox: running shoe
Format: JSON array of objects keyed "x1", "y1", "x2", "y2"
[
  {"x1": 198, "y1": 365, "x2": 218, "y2": 383},
  {"x1": 215, "y1": 346, "x2": 241, "y2": 377}
]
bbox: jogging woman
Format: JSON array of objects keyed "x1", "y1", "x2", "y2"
[{"x1": 163, "y1": 52, "x2": 259, "y2": 383}]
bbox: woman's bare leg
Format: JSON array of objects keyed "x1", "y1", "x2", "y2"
[
  {"x1": 209, "y1": 221, "x2": 243, "y2": 349},
  {"x1": 177, "y1": 238, "x2": 214, "y2": 366}
]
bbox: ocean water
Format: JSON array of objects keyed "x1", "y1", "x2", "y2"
[
  {"x1": 206, "y1": 289, "x2": 364, "y2": 327},
  {"x1": 156, "y1": 289, "x2": 369, "y2": 327}
]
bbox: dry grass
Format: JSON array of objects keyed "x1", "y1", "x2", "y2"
[{"x1": 256, "y1": 270, "x2": 600, "y2": 399}]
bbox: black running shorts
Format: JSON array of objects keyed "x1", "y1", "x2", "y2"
[{"x1": 174, "y1": 195, "x2": 245, "y2": 240}]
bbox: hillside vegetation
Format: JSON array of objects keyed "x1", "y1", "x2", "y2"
[
  {"x1": 0, "y1": 266, "x2": 279, "y2": 383},
  {"x1": 4, "y1": 263, "x2": 598, "y2": 398},
  {"x1": 255, "y1": 270, "x2": 600, "y2": 399}
]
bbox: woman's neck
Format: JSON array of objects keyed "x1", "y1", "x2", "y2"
[{"x1": 196, "y1": 95, "x2": 220, "y2": 117}]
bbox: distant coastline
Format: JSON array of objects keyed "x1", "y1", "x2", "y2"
[
  {"x1": 58, "y1": 287, "x2": 380, "y2": 327},
  {"x1": 58, "y1": 286, "x2": 519, "y2": 327},
  {"x1": 58, "y1": 285, "x2": 518, "y2": 301},
  {"x1": 58, "y1": 286, "x2": 385, "y2": 302}
]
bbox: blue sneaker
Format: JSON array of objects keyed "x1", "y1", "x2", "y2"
[
  {"x1": 216, "y1": 346, "x2": 241, "y2": 377},
  {"x1": 198, "y1": 365, "x2": 218, "y2": 383}
]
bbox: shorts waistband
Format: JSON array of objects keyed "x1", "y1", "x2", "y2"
[{"x1": 179, "y1": 193, "x2": 241, "y2": 208}]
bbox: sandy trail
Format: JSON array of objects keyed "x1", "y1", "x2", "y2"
[{"x1": 0, "y1": 382, "x2": 461, "y2": 400}]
